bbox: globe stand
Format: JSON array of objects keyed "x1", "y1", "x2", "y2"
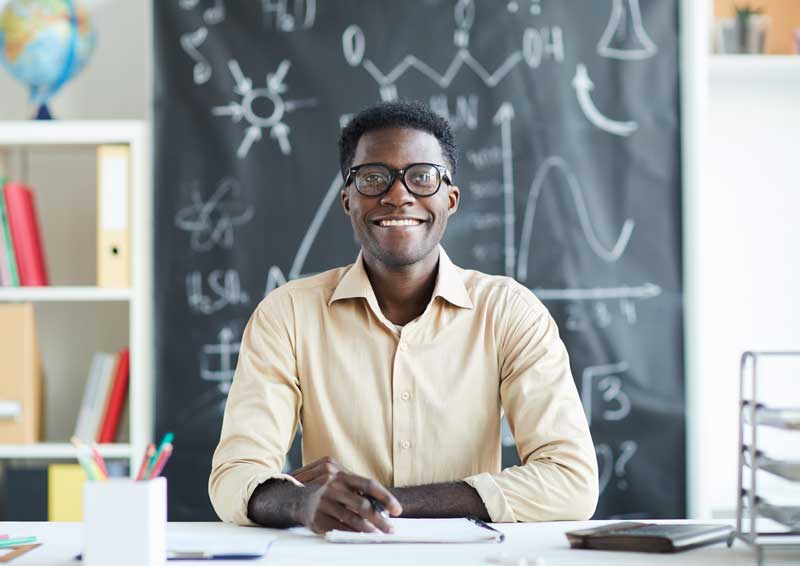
[{"x1": 34, "y1": 104, "x2": 53, "y2": 120}]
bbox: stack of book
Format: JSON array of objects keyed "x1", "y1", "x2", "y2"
[
  {"x1": 74, "y1": 349, "x2": 129, "y2": 443},
  {"x1": 0, "y1": 177, "x2": 49, "y2": 287}
]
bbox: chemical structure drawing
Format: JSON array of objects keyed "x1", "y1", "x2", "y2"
[
  {"x1": 572, "y1": 64, "x2": 638, "y2": 136},
  {"x1": 212, "y1": 59, "x2": 318, "y2": 159},
  {"x1": 174, "y1": 177, "x2": 255, "y2": 252},
  {"x1": 341, "y1": 0, "x2": 564, "y2": 101},
  {"x1": 597, "y1": 0, "x2": 657, "y2": 60}
]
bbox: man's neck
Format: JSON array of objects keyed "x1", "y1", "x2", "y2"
[{"x1": 362, "y1": 248, "x2": 440, "y2": 326}]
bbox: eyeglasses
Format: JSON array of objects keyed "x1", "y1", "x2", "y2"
[{"x1": 344, "y1": 162, "x2": 453, "y2": 197}]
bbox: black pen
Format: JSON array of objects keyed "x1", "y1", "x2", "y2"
[{"x1": 364, "y1": 494, "x2": 390, "y2": 520}]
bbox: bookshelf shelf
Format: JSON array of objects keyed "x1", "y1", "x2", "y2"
[
  {"x1": 0, "y1": 121, "x2": 149, "y2": 147},
  {"x1": 0, "y1": 287, "x2": 131, "y2": 302},
  {"x1": 0, "y1": 443, "x2": 131, "y2": 459},
  {"x1": 709, "y1": 55, "x2": 800, "y2": 82}
]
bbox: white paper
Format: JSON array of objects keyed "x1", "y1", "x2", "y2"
[{"x1": 325, "y1": 518, "x2": 503, "y2": 544}]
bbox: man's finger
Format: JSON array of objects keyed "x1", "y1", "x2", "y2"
[
  {"x1": 319, "y1": 498, "x2": 379, "y2": 533},
  {"x1": 339, "y1": 474, "x2": 402, "y2": 516},
  {"x1": 329, "y1": 483, "x2": 395, "y2": 533}
]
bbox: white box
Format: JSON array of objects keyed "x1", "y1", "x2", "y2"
[{"x1": 83, "y1": 477, "x2": 167, "y2": 566}]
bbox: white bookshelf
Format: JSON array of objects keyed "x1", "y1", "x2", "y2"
[{"x1": 0, "y1": 120, "x2": 152, "y2": 472}]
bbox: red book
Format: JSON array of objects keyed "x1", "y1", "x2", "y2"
[
  {"x1": 97, "y1": 348, "x2": 130, "y2": 443},
  {"x1": 2, "y1": 183, "x2": 49, "y2": 286}
]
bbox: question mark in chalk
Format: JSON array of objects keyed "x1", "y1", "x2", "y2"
[{"x1": 615, "y1": 441, "x2": 637, "y2": 490}]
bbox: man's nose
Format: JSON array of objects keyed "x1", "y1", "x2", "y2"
[{"x1": 380, "y1": 176, "x2": 415, "y2": 207}]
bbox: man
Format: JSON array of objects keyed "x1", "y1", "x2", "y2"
[{"x1": 209, "y1": 101, "x2": 598, "y2": 534}]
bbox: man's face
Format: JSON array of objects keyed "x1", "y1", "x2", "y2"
[{"x1": 342, "y1": 127, "x2": 460, "y2": 269}]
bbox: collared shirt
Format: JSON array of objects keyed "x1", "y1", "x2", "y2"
[{"x1": 209, "y1": 247, "x2": 598, "y2": 525}]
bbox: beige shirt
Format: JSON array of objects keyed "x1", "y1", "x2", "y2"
[{"x1": 209, "y1": 247, "x2": 598, "y2": 525}]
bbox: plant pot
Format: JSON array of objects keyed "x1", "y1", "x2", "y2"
[{"x1": 715, "y1": 15, "x2": 769, "y2": 54}]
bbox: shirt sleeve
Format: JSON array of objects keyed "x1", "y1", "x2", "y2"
[
  {"x1": 464, "y1": 286, "x2": 599, "y2": 522},
  {"x1": 208, "y1": 289, "x2": 304, "y2": 526}
]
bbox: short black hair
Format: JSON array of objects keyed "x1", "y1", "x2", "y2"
[{"x1": 338, "y1": 100, "x2": 458, "y2": 181}]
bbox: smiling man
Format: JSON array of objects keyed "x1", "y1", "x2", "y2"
[{"x1": 209, "y1": 101, "x2": 598, "y2": 534}]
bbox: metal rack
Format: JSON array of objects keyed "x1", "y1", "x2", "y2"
[{"x1": 731, "y1": 351, "x2": 800, "y2": 565}]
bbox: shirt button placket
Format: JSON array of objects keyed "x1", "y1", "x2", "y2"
[{"x1": 393, "y1": 337, "x2": 413, "y2": 484}]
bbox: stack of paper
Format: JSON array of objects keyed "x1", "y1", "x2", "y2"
[{"x1": 325, "y1": 518, "x2": 504, "y2": 543}]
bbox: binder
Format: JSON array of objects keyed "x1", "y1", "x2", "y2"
[
  {"x1": 97, "y1": 145, "x2": 130, "y2": 288},
  {"x1": 98, "y1": 348, "x2": 130, "y2": 443},
  {"x1": 0, "y1": 303, "x2": 43, "y2": 443}
]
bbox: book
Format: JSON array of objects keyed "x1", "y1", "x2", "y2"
[
  {"x1": 4, "y1": 465, "x2": 48, "y2": 520},
  {"x1": 565, "y1": 522, "x2": 734, "y2": 553},
  {"x1": 2, "y1": 182, "x2": 49, "y2": 286},
  {"x1": 97, "y1": 145, "x2": 130, "y2": 288},
  {"x1": 74, "y1": 353, "x2": 116, "y2": 442},
  {"x1": 97, "y1": 348, "x2": 130, "y2": 443},
  {"x1": 0, "y1": 303, "x2": 43, "y2": 443},
  {"x1": 0, "y1": 181, "x2": 19, "y2": 287}
]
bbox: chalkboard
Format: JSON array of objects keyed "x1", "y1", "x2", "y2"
[{"x1": 154, "y1": 0, "x2": 684, "y2": 521}]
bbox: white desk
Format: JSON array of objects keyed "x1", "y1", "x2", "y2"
[{"x1": 2, "y1": 520, "x2": 798, "y2": 565}]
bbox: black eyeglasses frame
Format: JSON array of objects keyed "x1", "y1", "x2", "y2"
[{"x1": 344, "y1": 162, "x2": 453, "y2": 198}]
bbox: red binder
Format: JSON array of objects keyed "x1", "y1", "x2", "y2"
[
  {"x1": 2, "y1": 182, "x2": 49, "y2": 286},
  {"x1": 97, "y1": 348, "x2": 130, "y2": 443}
]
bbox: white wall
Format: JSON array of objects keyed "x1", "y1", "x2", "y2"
[{"x1": 693, "y1": 59, "x2": 800, "y2": 517}]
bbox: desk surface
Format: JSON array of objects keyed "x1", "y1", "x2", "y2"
[{"x1": 2, "y1": 520, "x2": 798, "y2": 565}]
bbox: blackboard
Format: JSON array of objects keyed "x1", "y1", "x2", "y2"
[{"x1": 154, "y1": 0, "x2": 684, "y2": 521}]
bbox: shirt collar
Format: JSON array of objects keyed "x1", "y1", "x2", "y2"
[{"x1": 329, "y1": 245, "x2": 473, "y2": 309}]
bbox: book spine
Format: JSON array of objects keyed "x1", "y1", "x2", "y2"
[
  {"x1": 0, "y1": 186, "x2": 19, "y2": 286},
  {"x1": 97, "y1": 349, "x2": 129, "y2": 443},
  {"x1": 89, "y1": 354, "x2": 117, "y2": 441},
  {"x1": 2, "y1": 182, "x2": 49, "y2": 286},
  {"x1": 74, "y1": 354, "x2": 105, "y2": 441}
]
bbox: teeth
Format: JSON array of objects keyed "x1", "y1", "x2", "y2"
[{"x1": 380, "y1": 219, "x2": 421, "y2": 227}]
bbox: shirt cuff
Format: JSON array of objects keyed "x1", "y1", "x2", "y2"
[
  {"x1": 238, "y1": 471, "x2": 304, "y2": 526},
  {"x1": 464, "y1": 472, "x2": 517, "y2": 523}
]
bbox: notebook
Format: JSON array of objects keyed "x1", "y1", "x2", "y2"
[
  {"x1": 325, "y1": 517, "x2": 504, "y2": 543},
  {"x1": 566, "y1": 522, "x2": 734, "y2": 553}
]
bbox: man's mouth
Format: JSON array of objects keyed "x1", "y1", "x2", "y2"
[{"x1": 376, "y1": 219, "x2": 424, "y2": 227}]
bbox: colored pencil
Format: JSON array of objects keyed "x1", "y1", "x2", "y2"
[
  {"x1": 90, "y1": 443, "x2": 109, "y2": 478},
  {"x1": 0, "y1": 536, "x2": 37, "y2": 548},
  {"x1": 136, "y1": 444, "x2": 156, "y2": 481},
  {"x1": 147, "y1": 443, "x2": 173, "y2": 479},
  {"x1": 146, "y1": 432, "x2": 174, "y2": 477}
]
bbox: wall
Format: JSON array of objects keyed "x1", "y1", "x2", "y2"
[{"x1": 697, "y1": 60, "x2": 800, "y2": 516}]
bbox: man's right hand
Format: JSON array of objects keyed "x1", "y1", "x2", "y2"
[{"x1": 299, "y1": 471, "x2": 402, "y2": 534}]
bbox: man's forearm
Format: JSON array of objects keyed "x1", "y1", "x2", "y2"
[
  {"x1": 391, "y1": 482, "x2": 490, "y2": 521},
  {"x1": 247, "y1": 478, "x2": 315, "y2": 528}
]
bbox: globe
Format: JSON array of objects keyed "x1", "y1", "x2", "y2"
[{"x1": 0, "y1": 0, "x2": 96, "y2": 119}]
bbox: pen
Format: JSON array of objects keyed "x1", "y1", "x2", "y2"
[{"x1": 364, "y1": 494, "x2": 390, "y2": 520}]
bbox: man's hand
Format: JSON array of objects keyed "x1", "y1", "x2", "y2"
[
  {"x1": 291, "y1": 456, "x2": 350, "y2": 485},
  {"x1": 299, "y1": 471, "x2": 402, "y2": 534}
]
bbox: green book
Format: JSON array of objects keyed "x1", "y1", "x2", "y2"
[{"x1": 0, "y1": 178, "x2": 19, "y2": 287}]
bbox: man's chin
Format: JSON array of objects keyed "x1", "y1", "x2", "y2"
[{"x1": 370, "y1": 245, "x2": 435, "y2": 269}]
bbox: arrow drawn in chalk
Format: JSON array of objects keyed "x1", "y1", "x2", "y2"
[{"x1": 572, "y1": 64, "x2": 637, "y2": 137}]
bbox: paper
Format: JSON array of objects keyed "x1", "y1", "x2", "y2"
[
  {"x1": 167, "y1": 534, "x2": 273, "y2": 558},
  {"x1": 325, "y1": 518, "x2": 503, "y2": 543}
]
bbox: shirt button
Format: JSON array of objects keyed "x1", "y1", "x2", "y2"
[
  {"x1": 401, "y1": 391, "x2": 411, "y2": 401},
  {"x1": 401, "y1": 440, "x2": 411, "y2": 449},
  {"x1": 399, "y1": 342, "x2": 408, "y2": 351}
]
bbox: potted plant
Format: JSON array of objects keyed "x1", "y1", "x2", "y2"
[{"x1": 716, "y1": 3, "x2": 769, "y2": 54}]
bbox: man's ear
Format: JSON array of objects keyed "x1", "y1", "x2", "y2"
[
  {"x1": 341, "y1": 187, "x2": 351, "y2": 216},
  {"x1": 447, "y1": 185, "x2": 460, "y2": 216}
]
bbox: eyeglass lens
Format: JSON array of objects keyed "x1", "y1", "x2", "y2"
[{"x1": 355, "y1": 164, "x2": 441, "y2": 196}]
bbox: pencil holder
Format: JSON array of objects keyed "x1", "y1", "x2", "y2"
[{"x1": 83, "y1": 477, "x2": 167, "y2": 566}]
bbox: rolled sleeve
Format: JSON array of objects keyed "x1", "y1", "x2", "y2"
[
  {"x1": 208, "y1": 290, "x2": 303, "y2": 525},
  {"x1": 468, "y1": 288, "x2": 599, "y2": 522}
]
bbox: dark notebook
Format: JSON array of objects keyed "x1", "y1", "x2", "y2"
[{"x1": 566, "y1": 522, "x2": 734, "y2": 553}]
